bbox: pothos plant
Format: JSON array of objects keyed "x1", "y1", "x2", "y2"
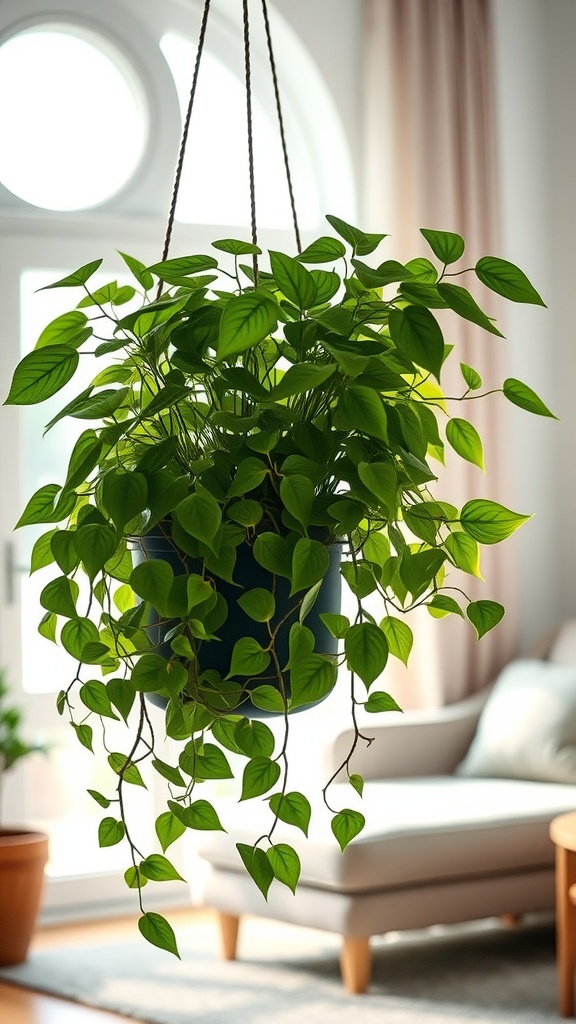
[{"x1": 4, "y1": 214, "x2": 551, "y2": 956}]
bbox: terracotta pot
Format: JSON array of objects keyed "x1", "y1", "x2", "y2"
[{"x1": 0, "y1": 829, "x2": 49, "y2": 965}]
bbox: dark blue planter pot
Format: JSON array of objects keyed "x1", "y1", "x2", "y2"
[{"x1": 139, "y1": 528, "x2": 341, "y2": 719}]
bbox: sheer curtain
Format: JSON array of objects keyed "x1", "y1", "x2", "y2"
[{"x1": 362, "y1": 0, "x2": 519, "y2": 706}]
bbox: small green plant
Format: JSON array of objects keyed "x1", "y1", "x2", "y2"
[
  {"x1": 0, "y1": 670, "x2": 46, "y2": 823},
  {"x1": 3, "y1": 215, "x2": 552, "y2": 955}
]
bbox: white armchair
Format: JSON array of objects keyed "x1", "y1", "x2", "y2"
[{"x1": 196, "y1": 622, "x2": 576, "y2": 993}]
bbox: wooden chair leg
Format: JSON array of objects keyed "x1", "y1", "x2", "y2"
[
  {"x1": 216, "y1": 911, "x2": 240, "y2": 961},
  {"x1": 556, "y1": 847, "x2": 576, "y2": 1016},
  {"x1": 340, "y1": 935, "x2": 371, "y2": 994}
]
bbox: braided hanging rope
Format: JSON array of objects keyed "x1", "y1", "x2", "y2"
[
  {"x1": 242, "y1": 0, "x2": 259, "y2": 285},
  {"x1": 261, "y1": 0, "x2": 302, "y2": 253},
  {"x1": 159, "y1": 0, "x2": 301, "y2": 289},
  {"x1": 158, "y1": 0, "x2": 212, "y2": 297}
]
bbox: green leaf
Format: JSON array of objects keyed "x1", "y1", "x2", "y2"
[
  {"x1": 138, "y1": 912, "x2": 180, "y2": 958},
  {"x1": 388, "y1": 306, "x2": 444, "y2": 379},
  {"x1": 249, "y1": 685, "x2": 286, "y2": 714},
  {"x1": 503, "y1": 378, "x2": 557, "y2": 418},
  {"x1": 399, "y1": 548, "x2": 446, "y2": 599},
  {"x1": 175, "y1": 489, "x2": 222, "y2": 552},
  {"x1": 212, "y1": 238, "x2": 261, "y2": 255},
  {"x1": 460, "y1": 499, "x2": 531, "y2": 544},
  {"x1": 253, "y1": 533, "x2": 292, "y2": 580},
  {"x1": 420, "y1": 228, "x2": 465, "y2": 265},
  {"x1": 299, "y1": 579, "x2": 323, "y2": 624},
  {"x1": 168, "y1": 798, "x2": 226, "y2": 831},
  {"x1": 364, "y1": 691, "x2": 402, "y2": 713},
  {"x1": 337, "y1": 386, "x2": 388, "y2": 441},
  {"x1": 380, "y1": 616, "x2": 413, "y2": 666},
  {"x1": 475, "y1": 256, "x2": 545, "y2": 305},
  {"x1": 30, "y1": 530, "x2": 57, "y2": 573},
  {"x1": 236, "y1": 843, "x2": 274, "y2": 899},
  {"x1": 40, "y1": 260, "x2": 103, "y2": 290},
  {"x1": 291, "y1": 538, "x2": 330, "y2": 595},
  {"x1": 140, "y1": 854, "x2": 185, "y2": 883},
  {"x1": 72, "y1": 723, "x2": 94, "y2": 751},
  {"x1": 349, "y1": 773, "x2": 364, "y2": 797},
  {"x1": 61, "y1": 617, "x2": 100, "y2": 659},
  {"x1": 427, "y1": 594, "x2": 465, "y2": 618},
  {"x1": 98, "y1": 817, "x2": 125, "y2": 847},
  {"x1": 269, "y1": 363, "x2": 335, "y2": 401},
  {"x1": 341, "y1": 560, "x2": 378, "y2": 599},
  {"x1": 446, "y1": 418, "x2": 485, "y2": 470},
  {"x1": 467, "y1": 599, "x2": 505, "y2": 638},
  {"x1": 101, "y1": 470, "x2": 148, "y2": 533},
  {"x1": 228, "y1": 638, "x2": 270, "y2": 678},
  {"x1": 267, "y1": 843, "x2": 301, "y2": 894},
  {"x1": 87, "y1": 789, "x2": 110, "y2": 808},
  {"x1": 147, "y1": 254, "x2": 218, "y2": 282},
  {"x1": 357, "y1": 462, "x2": 397, "y2": 514},
  {"x1": 189, "y1": 742, "x2": 233, "y2": 782},
  {"x1": 118, "y1": 251, "x2": 154, "y2": 290},
  {"x1": 319, "y1": 612, "x2": 350, "y2": 639},
  {"x1": 108, "y1": 752, "x2": 147, "y2": 787},
  {"x1": 240, "y1": 757, "x2": 281, "y2": 800},
  {"x1": 79, "y1": 680, "x2": 119, "y2": 720},
  {"x1": 124, "y1": 866, "x2": 148, "y2": 889},
  {"x1": 15, "y1": 483, "x2": 76, "y2": 528},
  {"x1": 107, "y1": 677, "x2": 136, "y2": 723},
  {"x1": 217, "y1": 291, "x2": 278, "y2": 360},
  {"x1": 64, "y1": 430, "x2": 103, "y2": 489},
  {"x1": 344, "y1": 622, "x2": 388, "y2": 687},
  {"x1": 155, "y1": 811, "x2": 186, "y2": 852},
  {"x1": 237, "y1": 588, "x2": 275, "y2": 622},
  {"x1": 39, "y1": 612, "x2": 58, "y2": 644},
  {"x1": 289, "y1": 654, "x2": 337, "y2": 710},
  {"x1": 352, "y1": 258, "x2": 412, "y2": 289},
  {"x1": 5, "y1": 345, "x2": 79, "y2": 405},
  {"x1": 35, "y1": 309, "x2": 91, "y2": 350},
  {"x1": 152, "y1": 758, "x2": 186, "y2": 787},
  {"x1": 130, "y1": 559, "x2": 174, "y2": 615},
  {"x1": 234, "y1": 719, "x2": 275, "y2": 759},
  {"x1": 436, "y1": 282, "x2": 504, "y2": 337},
  {"x1": 228, "y1": 457, "x2": 269, "y2": 497},
  {"x1": 326, "y1": 214, "x2": 386, "y2": 256},
  {"x1": 296, "y1": 236, "x2": 346, "y2": 263},
  {"x1": 280, "y1": 475, "x2": 314, "y2": 530},
  {"x1": 444, "y1": 532, "x2": 482, "y2": 577},
  {"x1": 75, "y1": 524, "x2": 118, "y2": 580},
  {"x1": 227, "y1": 499, "x2": 263, "y2": 527},
  {"x1": 331, "y1": 809, "x2": 365, "y2": 851},
  {"x1": 460, "y1": 362, "x2": 483, "y2": 391},
  {"x1": 270, "y1": 250, "x2": 317, "y2": 309},
  {"x1": 268, "y1": 791, "x2": 311, "y2": 836},
  {"x1": 50, "y1": 530, "x2": 79, "y2": 575}
]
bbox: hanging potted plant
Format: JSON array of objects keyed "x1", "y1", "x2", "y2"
[
  {"x1": 2, "y1": 210, "x2": 552, "y2": 956},
  {"x1": 0, "y1": 669, "x2": 48, "y2": 965}
]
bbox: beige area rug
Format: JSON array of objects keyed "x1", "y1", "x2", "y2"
[{"x1": 0, "y1": 914, "x2": 562, "y2": 1023}]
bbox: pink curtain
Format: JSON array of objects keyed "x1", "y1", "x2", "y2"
[{"x1": 362, "y1": 0, "x2": 519, "y2": 706}]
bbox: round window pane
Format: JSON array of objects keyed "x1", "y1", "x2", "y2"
[{"x1": 0, "y1": 25, "x2": 148, "y2": 210}]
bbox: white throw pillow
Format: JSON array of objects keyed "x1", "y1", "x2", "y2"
[{"x1": 456, "y1": 659, "x2": 576, "y2": 783}]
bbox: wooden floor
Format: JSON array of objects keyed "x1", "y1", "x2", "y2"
[{"x1": 0, "y1": 906, "x2": 210, "y2": 1024}]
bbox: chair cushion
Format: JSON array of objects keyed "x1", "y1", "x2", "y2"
[
  {"x1": 195, "y1": 776, "x2": 576, "y2": 892},
  {"x1": 456, "y1": 659, "x2": 576, "y2": 783}
]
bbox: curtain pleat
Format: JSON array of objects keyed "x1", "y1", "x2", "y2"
[{"x1": 362, "y1": 0, "x2": 518, "y2": 706}]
